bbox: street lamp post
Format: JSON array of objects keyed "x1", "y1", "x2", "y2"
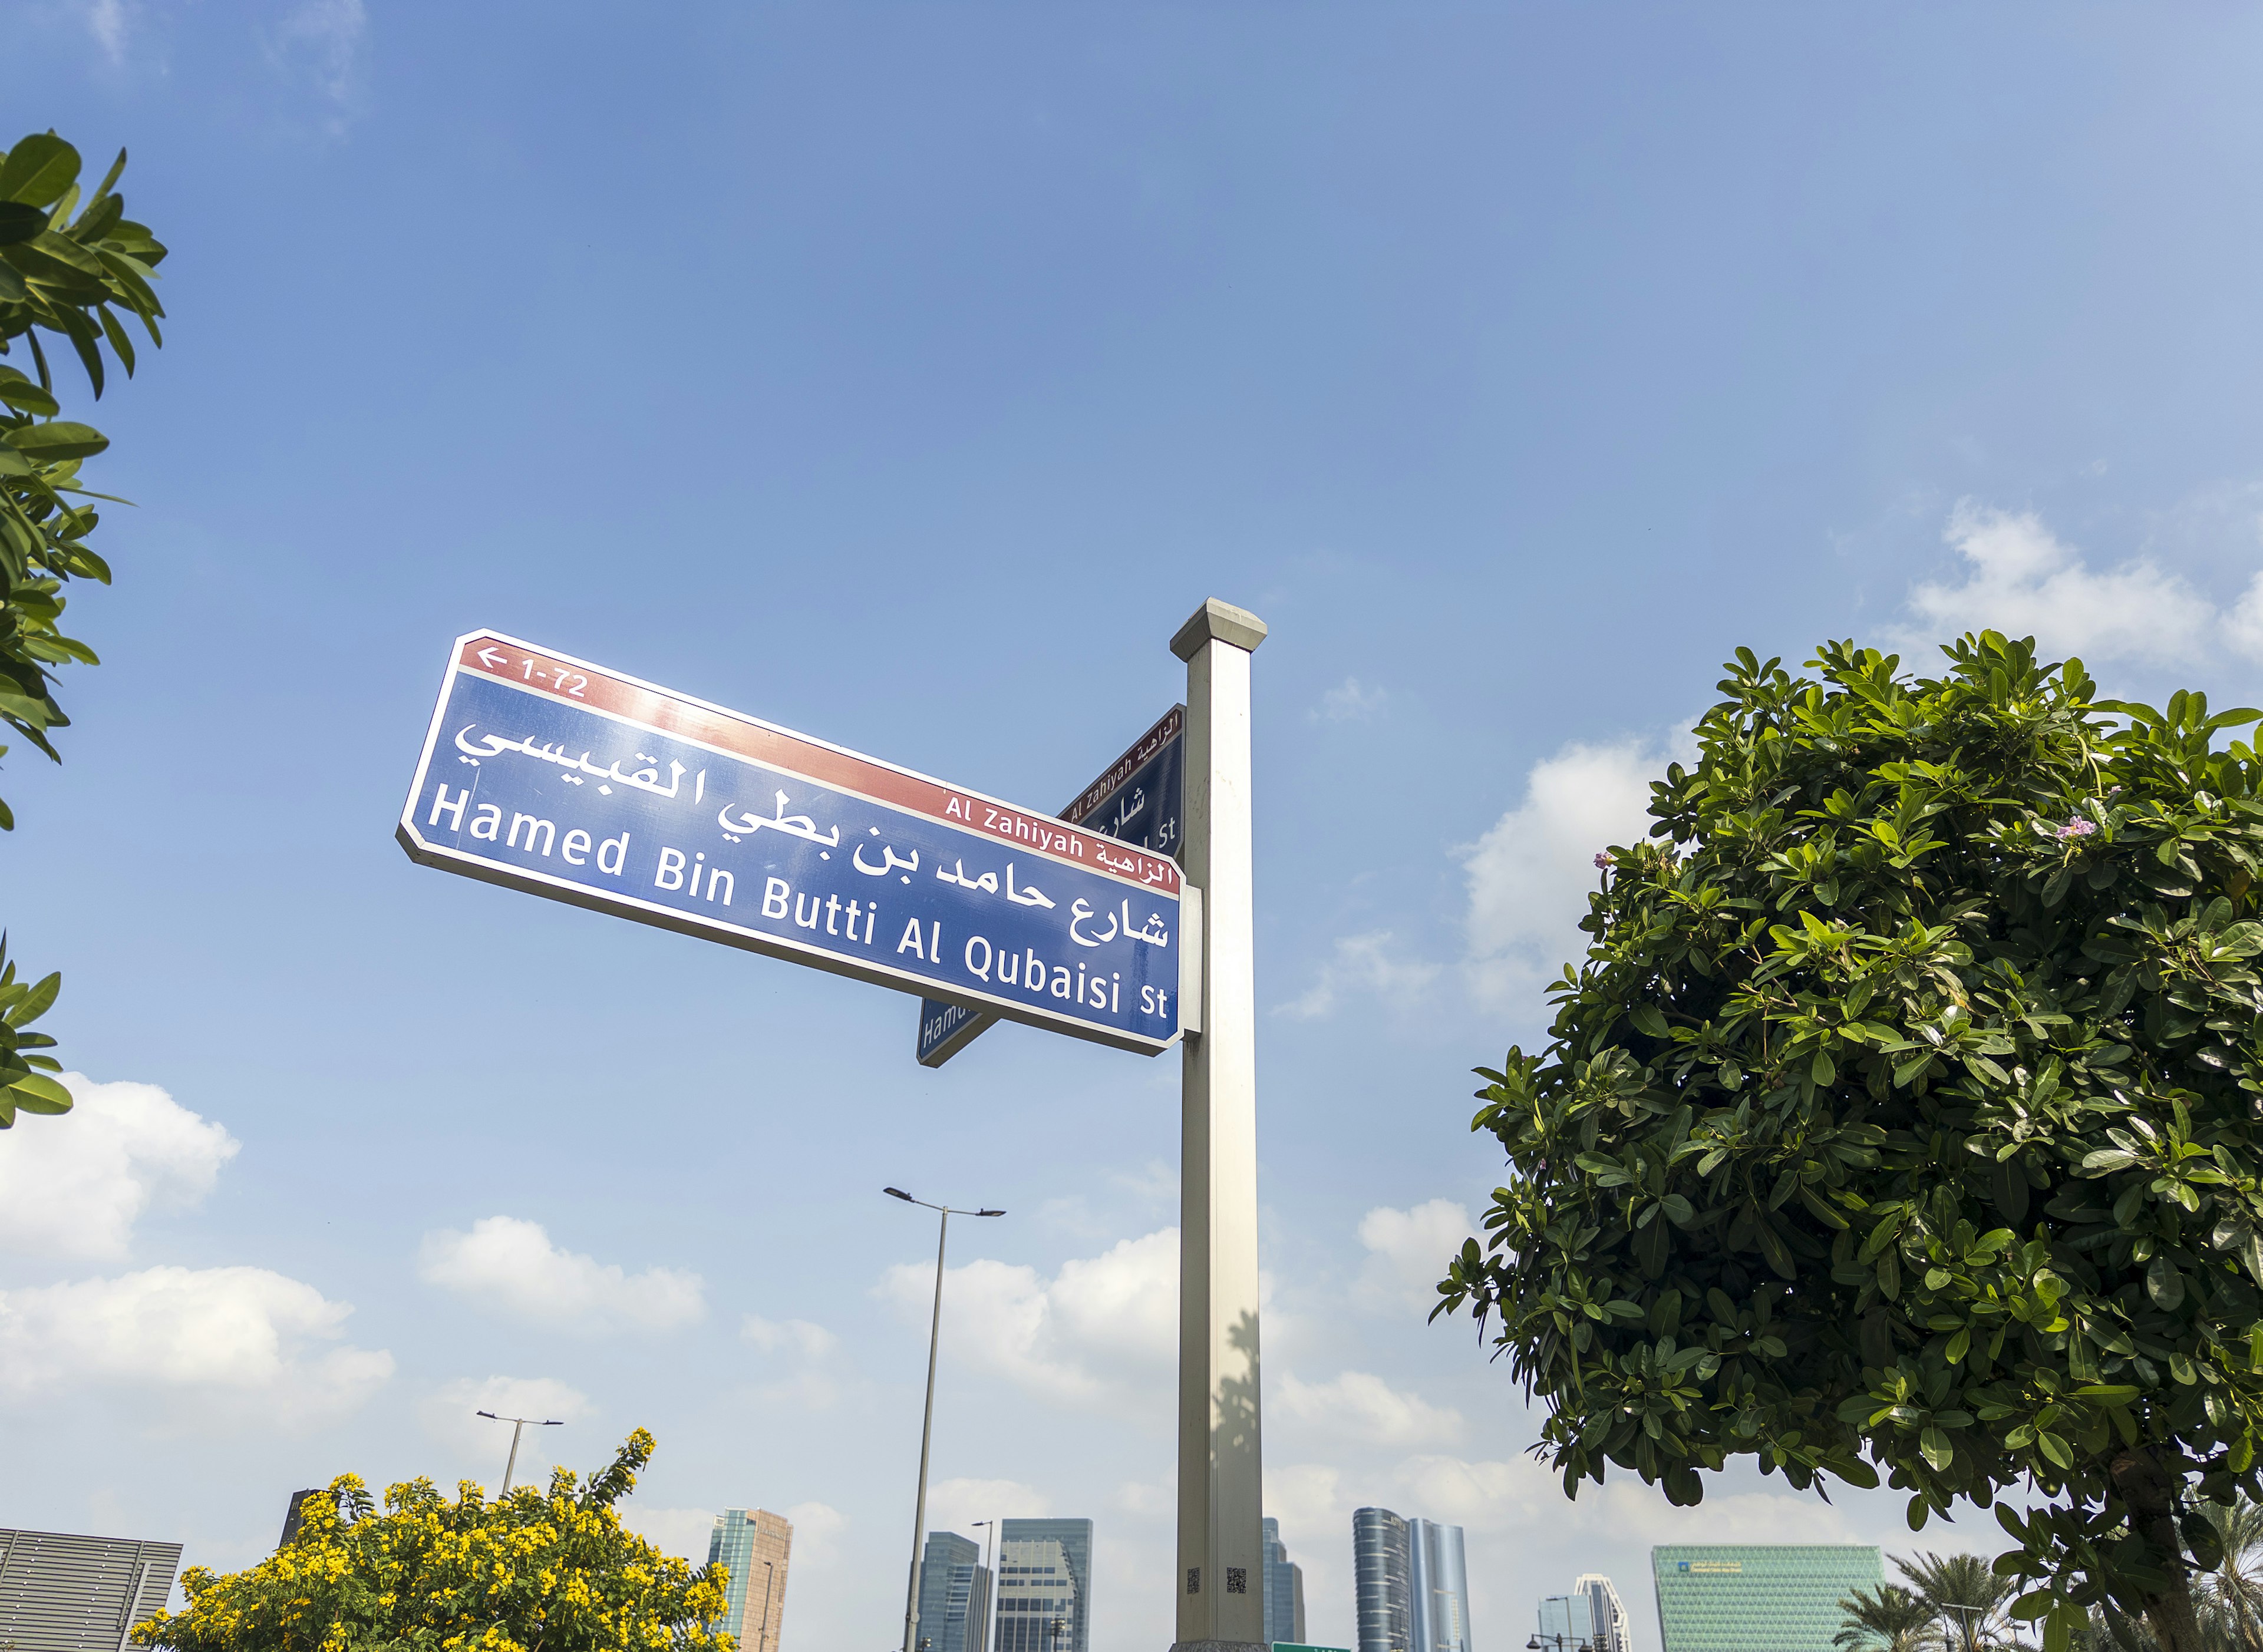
[
  {"x1": 886, "y1": 1187, "x2": 1004, "y2": 1652},
  {"x1": 474, "y1": 1410, "x2": 563, "y2": 1494}
]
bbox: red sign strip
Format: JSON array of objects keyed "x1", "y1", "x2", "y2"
[{"x1": 454, "y1": 633, "x2": 1181, "y2": 894}]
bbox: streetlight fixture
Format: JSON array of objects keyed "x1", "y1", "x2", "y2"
[
  {"x1": 886, "y1": 1187, "x2": 1005, "y2": 1652},
  {"x1": 474, "y1": 1410, "x2": 563, "y2": 1494}
]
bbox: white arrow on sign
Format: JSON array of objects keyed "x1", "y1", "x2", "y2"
[{"x1": 477, "y1": 647, "x2": 509, "y2": 668}]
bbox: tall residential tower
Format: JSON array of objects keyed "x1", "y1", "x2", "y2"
[
  {"x1": 707, "y1": 1509, "x2": 793, "y2": 1652},
  {"x1": 1354, "y1": 1509, "x2": 1469, "y2": 1652}
]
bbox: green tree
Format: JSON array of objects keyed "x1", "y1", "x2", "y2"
[
  {"x1": 0, "y1": 128, "x2": 169, "y2": 1128},
  {"x1": 1436, "y1": 634, "x2": 2263, "y2": 1652},
  {"x1": 133, "y1": 1429, "x2": 732, "y2": 1652},
  {"x1": 1895, "y1": 1551, "x2": 2020, "y2": 1651},
  {"x1": 1836, "y1": 1581, "x2": 1939, "y2": 1652}
]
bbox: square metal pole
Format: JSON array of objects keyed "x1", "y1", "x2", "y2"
[{"x1": 1169, "y1": 597, "x2": 1268, "y2": 1652}]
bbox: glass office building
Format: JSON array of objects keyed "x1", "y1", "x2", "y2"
[
  {"x1": 995, "y1": 1520, "x2": 1092, "y2": 1652},
  {"x1": 1410, "y1": 1520, "x2": 1470, "y2": 1652},
  {"x1": 707, "y1": 1509, "x2": 793, "y2": 1652},
  {"x1": 1652, "y1": 1545, "x2": 1882, "y2": 1652},
  {"x1": 917, "y1": 1531, "x2": 989, "y2": 1652},
  {"x1": 1261, "y1": 1518, "x2": 1307, "y2": 1647},
  {"x1": 1353, "y1": 1509, "x2": 1467, "y2": 1652},
  {"x1": 1354, "y1": 1508, "x2": 1411, "y2": 1652},
  {"x1": 1538, "y1": 1575, "x2": 1630, "y2": 1652}
]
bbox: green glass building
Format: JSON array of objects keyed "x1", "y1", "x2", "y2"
[{"x1": 1651, "y1": 1545, "x2": 1881, "y2": 1652}]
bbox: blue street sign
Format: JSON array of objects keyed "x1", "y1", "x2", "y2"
[
  {"x1": 916, "y1": 705, "x2": 1185, "y2": 1068},
  {"x1": 398, "y1": 633, "x2": 1184, "y2": 1055}
]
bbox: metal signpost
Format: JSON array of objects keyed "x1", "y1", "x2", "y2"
[
  {"x1": 398, "y1": 633, "x2": 1184, "y2": 1053},
  {"x1": 395, "y1": 602, "x2": 1268, "y2": 1652},
  {"x1": 916, "y1": 704, "x2": 1186, "y2": 1068}
]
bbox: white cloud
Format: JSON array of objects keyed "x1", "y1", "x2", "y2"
[
  {"x1": 2224, "y1": 571, "x2": 2263, "y2": 663},
  {"x1": 1462, "y1": 736, "x2": 1670, "y2": 1008},
  {"x1": 268, "y1": 0, "x2": 364, "y2": 99},
  {"x1": 740, "y1": 1316, "x2": 844, "y2": 1409},
  {"x1": 878, "y1": 1228, "x2": 1180, "y2": 1410},
  {"x1": 1355, "y1": 1199, "x2": 1473, "y2": 1316},
  {"x1": 1314, "y1": 676, "x2": 1388, "y2": 723},
  {"x1": 1896, "y1": 503, "x2": 2218, "y2": 666},
  {"x1": 1390, "y1": 1452, "x2": 1858, "y2": 1548},
  {"x1": 0, "y1": 1074, "x2": 237, "y2": 1261},
  {"x1": 926, "y1": 1477, "x2": 1053, "y2": 1536},
  {"x1": 619, "y1": 1506, "x2": 717, "y2": 1565},
  {"x1": 782, "y1": 1501, "x2": 847, "y2": 1568},
  {"x1": 81, "y1": 0, "x2": 130, "y2": 59},
  {"x1": 418, "y1": 1375, "x2": 593, "y2": 1489},
  {"x1": 1278, "y1": 931, "x2": 1442, "y2": 1020},
  {"x1": 1273, "y1": 1370, "x2": 1464, "y2": 1447},
  {"x1": 417, "y1": 1216, "x2": 705, "y2": 1334},
  {"x1": 0, "y1": 1264, "x2": 391, "y2": 1428},
  {"x1": 741, "y1": 1316, "x2": 837, "y2": 1359}
]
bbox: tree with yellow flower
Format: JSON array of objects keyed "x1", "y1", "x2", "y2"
[{"x1": 133, "y1": 1429, "x2": 733, "y2": 1652}]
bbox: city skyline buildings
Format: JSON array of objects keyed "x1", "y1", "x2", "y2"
[
  {"x1": 1261, "y1": 1516, "x2": 1307, "y2": 1648},
  {"x1": 1536, "y1": 1574, "x2": 1631, "y2": 1652},
  {"x1": 706, "y1": 1509, "x2": 792, "y2": 1652},
  {"x1": 916, "y1": 1531, "x2": 989, "y2": 1652},
  {"x1": 1352, "y1": 1508, "x2": 1468, "y2": 1652},
  {"x1": 994, "y1": 1520, "x2": 1091, "y2": 1652}
]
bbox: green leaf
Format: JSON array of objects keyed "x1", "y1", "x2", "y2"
[
  {"x1": 2147, "y1": 1254, "x2": 2186, "y2": 1311},
  {"x1": 0, "y1": 134, "x2": 81, "y2": 207},
  {"x1": 1920, "y1": 1425, "x2": 1953, "y2": 1470},
  {"x1": 4, "y1": 421, "x2": 108, "y2": 461},
  {"x1": 7, "y1": 970, "x2": 60, "y2": 1026},
  {"x1": 1628, "y1": 1004, "x2": 1670, "y2": 1038},
  {"x1": 0, "y1": 376, "x2": 59, "y2": 415},
  {"x1": 0, "y1": 200, "x2": 48, "y2": 245},
  {"x1": 1811, "y1": 1049, "x2": 1836, "y2": 1086},
  {"x1": 5, "y1": 1071, "x2": 73, "y2": 1114}
]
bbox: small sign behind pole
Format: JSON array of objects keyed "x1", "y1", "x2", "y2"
[
  {"x1": 398, "y1": 632, "x2": 1182, "y2": 1056},
  {"x1": 915, "y1": 705, "x2": 1185, "y2": 1068}
]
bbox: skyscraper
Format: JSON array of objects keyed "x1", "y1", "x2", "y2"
[
  {"x1": 1409, "y1": 1519, "x2": 1470, "y2": 1652},
  {"x1": 1353, "y1": 1509, "x2": 1469, "y2": 1652},
  {"x1": 1261, "y1": 1518, "x2": 1307, "y2": 1646},
  {"x1": 1353, "y1": 1508, "x2": 1411, "y2": 1652},
  {"x1": 994, "y1": 1521, "x2": 1091, "y2": 1652},
  {"x1": 1651, "y1": 1545, "x2": 1881, "y2": 1652},
  {"x1": 1578, "y1": 1574, "x2": 1632, "y2": 1652},
  {"x1": 707, "y1": 1509, "x2": 793, "y2": 1652},
  {"x1": 917, "y1": 1531, "x2": 991, "y2": 1652}
]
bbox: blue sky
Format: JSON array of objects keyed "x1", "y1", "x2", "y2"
[{"x1": 9, "y1": 4, "x2": 2263, "y2": 1649}]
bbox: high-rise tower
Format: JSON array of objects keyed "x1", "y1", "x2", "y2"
[
  {"x1": 1354, "y1": 1509, "x2": 1470, "y2": 1652},
  {"x1": 1261, "y1": 1517, "x2": 1305, "y2": 1646},
  {"x1": 916, "y1": 1531, "x2": 989, "y2": 1652},
  {"x1": 707, "y1": 1509, "x2": 793, "y2": 1652},
  {"x1": 1353, "y1": 1508, "x2": 1411, "y2": 1652},
  {"x1": 994, "y1": 1521, "x2": 1091, "y2": 1652}
]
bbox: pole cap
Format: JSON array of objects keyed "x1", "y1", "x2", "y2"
[{"x1": 1170, "y1": 597, "x2": 1268, "y2": 661}]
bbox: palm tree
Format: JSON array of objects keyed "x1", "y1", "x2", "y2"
[
  {"x1": 1894, "y1": 1552, "x2": 2021, "y2": 1652},
  {"x1": 1838, "y1": 1583, "x2": 1939, "y2": 1652},
  {"x1": 2196, "y1": 1499, "x2": 2263, "y2": 1652}
]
